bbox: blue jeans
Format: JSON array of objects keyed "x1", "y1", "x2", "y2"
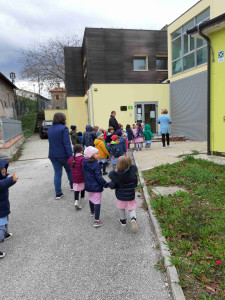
[
  {"x1": 50, "y1": 158, "x2": 73, "y2": 195},
  {"x1": 0, "y1": 224, "x2": 8, "y2": 243}
]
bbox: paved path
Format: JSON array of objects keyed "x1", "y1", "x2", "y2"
[
  {"x1": 1, "y1": 135, "x2": 170, "y2": 300},
  {"x1": 135, "y1": 140, "x2": 207, "y2": 171}
]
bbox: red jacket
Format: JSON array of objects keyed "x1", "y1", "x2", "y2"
[{"x1": 67, "y1": 154, "x2": 85, "y2": 183}]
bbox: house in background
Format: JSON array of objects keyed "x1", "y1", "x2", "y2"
[
  {"x1": 16, "y1": 89, "x2": 50, "y2": 110},
  {"x1": 167, "y1": 0, "x2": 225, "y2": 142},
  {"x1": 187, "y1": 12, "x2": 225, "y2": 155},
  {"x1": 46, "y1": 27, "x2": 169, "y2": 132},
  {"x1": 49, "y1": 83, "x2": 66, "y2": 109},
  {"x1": 0, "y1": 72, "x2": 17, "y2": 118}
]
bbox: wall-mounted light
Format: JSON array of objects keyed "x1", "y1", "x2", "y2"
[{"x1": 94, "y1": 88, "x2": 98, "y2": 92}]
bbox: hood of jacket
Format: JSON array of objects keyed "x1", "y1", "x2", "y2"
[
  {"x1": 109, "y1": 165, "x2": 137, "y2": 183},
  {"x1": 86, "y1": 125, "x2": 93, "y2": 132},
  {"x1": 0, "y1": 158, "x2": 9, "y2": 179},
  {"x1": 83, "y1": 158, "x2": 97, "y2": 170},
  {"x1": 94, "y1": 139, "x2": 103, "y2": 147},
  {"x1": 145, "y1": 124, "x2": 151, "y2": 131}
]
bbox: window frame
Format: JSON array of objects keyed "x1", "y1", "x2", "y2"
[
  {"x1": 156, "y1": 57, "x2": 168, "y2": 71},
  {"x1": 171, "y1": 8, "x2": 210, "y2": 75},
  {"x1": 133, "y1": 55, "x2": 148, "y2": 71}
]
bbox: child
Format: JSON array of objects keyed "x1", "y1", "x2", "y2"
[
  {"x1": 83, "y1": 125, "x2": 96, "y2": 148},
  {"x1": 135, "y1": 122, "x2": 144, "y2": 151},
  {"x1": 115, "y1": 130, "x2": 127, "y2": 157},
  {"x1": 126, "y1": 124, "x2": 134, "y2": 150},
  {"x1": 143, "y1": 124, "x2": 154, "y2": 150},
  {"x1": 67, "y1": 144, "x2": 85, "y2": 210},
  {"x1": 132, "y1": 123, "x2": 138, "y2": 150},
  {"x1": 70, "y1": 125, "x2": 81, "y2": 145},
  {"x1": 94, "y1": 131, "x2": 110, "y2": 175},
  {"x1": 78, "y1": 132, "x2": 83, "y2": 144},
  {"x1": 109, "y1": 135, "x2": 121, "y2": 171},
  {"x1": 0, "y1": 159, "x2": 18, "y2": 257},
  {"x1": 122, "y1": 131, "x2": 129, "y2": 150},
  {"x1": 105, "y1": 127, "x2": 114, "y2": 144},
  {"x1": 99, "y1": 128, "x2": 109, "y2": 151},
  {"x1": 82, "y1": 147, "x2": 109, "y2": 227},
  {"x1": 109, "y1": 157, "x2": 138, "y2": 233}
]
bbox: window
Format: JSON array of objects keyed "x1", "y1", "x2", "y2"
[
  {"x1": 133, "y1": 56, "x2": 148, "y2": 71},
  {"x1": 156, "y1": 57, "x2": 168, "y2": 70},
  {"x1": 56, "y1": 94, "x2": 59, "y2": 100},
  {"x1": 171, "y1": 8, "x2": 210, "y2": 75}
]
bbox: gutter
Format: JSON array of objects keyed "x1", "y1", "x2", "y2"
[{"x1": 197, "y1": 25, "x2": 211, "y2": 155}]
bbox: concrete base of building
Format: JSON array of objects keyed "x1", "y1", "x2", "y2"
[{"x1": 0, "y1": 134, "x2": 24, "y2": 160}]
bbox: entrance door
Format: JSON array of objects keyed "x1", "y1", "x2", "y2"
[{"x1": 135, "y1": 102, "x2": 158, "y2": 133}]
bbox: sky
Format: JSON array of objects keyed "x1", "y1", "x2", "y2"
[{"x1": 0, "y1": 0, "x2": 198, "y2": 93}]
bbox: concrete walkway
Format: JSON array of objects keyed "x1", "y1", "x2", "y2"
[
  {"x1": 135, "y1": 140, "x2": 207, "y2": 171},
  {"x1": 1, "y1": 135, "x2": 171, "y2": 300}
]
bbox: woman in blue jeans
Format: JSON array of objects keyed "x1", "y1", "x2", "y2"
[{"x1": 48, "y1": 113, "x2": 73, "y2": 199}]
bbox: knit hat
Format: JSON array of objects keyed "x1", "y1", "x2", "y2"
[
  {"x1": 96, "y1": 131, "x2": 104, "y2": 139},
  {"x1": 115, "y1": 129, "x2": 122, "y2": 137},
  {"x1": 71, "y1": 125, "x2": 76, "y2": 130},
  {"x1": 84, "y1": 146, "x2": 98, "y2": 158},
  {"x1": 78, "y1": 131, "x2": 82, "y2": 136},
  {"x1": 111, "y1": 135, "x2": 119, "y2": 141}
]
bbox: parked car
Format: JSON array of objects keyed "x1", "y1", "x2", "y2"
[{"x1": 40, "y1": 120, "x2": 52, "y2": 139}]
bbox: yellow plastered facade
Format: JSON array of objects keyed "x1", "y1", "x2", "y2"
[
  {"x1": 168, "y1": 0, "x2": 225, "y2": 82},
  {"x1": 209, "y1": 28, "x2": 225, "y2": 153},
  {"x1": 44, "y1": 109, "x2": 69, "y2": 127},
  {"x1": 89, "y1": 84, "x2": 169, "y2": 131}
]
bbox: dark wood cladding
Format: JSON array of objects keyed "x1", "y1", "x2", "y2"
[
  {"x1": 64, "y1": 47, "x2": 84, "y2": 97},
  {"x1": 64, "y1": 28, "x2": 168, "y2": 96}
]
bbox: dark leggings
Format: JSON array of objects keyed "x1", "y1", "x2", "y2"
[
  {"x1": 74, "y1": 189, "x2": 85, "y2": 200},
  {"x1": 162, "y1": 134, "x2": 170, "y2": 147},
  {"x1": 99, "y1": 162, "x2": 107, "y2": 173},
  {"x1": 89, "y1": 201, "x2": 101, "y2": 221}
]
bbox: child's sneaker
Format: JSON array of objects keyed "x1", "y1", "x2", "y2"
[
  {"x1": 74, "y1": 200, "x2": 81, "y2": 210},
  {"x1": 131, "y1": 217, "x2": 138, "y2": 233},
  {"x1": 55, "y1": 193, "x2": 63, "y2": 200},
  {"x1": 0, "y1": 251, "x2": 5, "y2": 258},
  {"x1": 94, "y1": 220, "x2": 103, "y2": 227},
  {"x1": 103, "y1": 171, "x2": 108, "y2": 175},
  {"x1": 90, "y1": 211, "x2": 94, "y2": 217},
  {"x1": 119, "y1": 219, "x2": 127, "y2": 226},
  {"x1": 5, "y1": 233, "x2": 13, "y2": 240}
]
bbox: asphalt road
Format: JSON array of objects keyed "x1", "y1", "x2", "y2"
[{"x1": 0, "y1": 135, "x2": 171, "y2": 300}]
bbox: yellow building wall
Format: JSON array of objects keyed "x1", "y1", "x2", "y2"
[
  {"x1": 210, "y1": 28, "x2": 225, "y2": 153},
  {"x1": 89, "y1": 84, "x2": 169, "y2": 131},
  {"x1": 168, "y1": 0, "x2": 225, "y2": 82},
  {"x1": 67, "y1": 97, "x2": 88, "y2": 132}
]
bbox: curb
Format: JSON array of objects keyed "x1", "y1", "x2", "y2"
[{"x1": 133, "y1": 151, "x2": 186, "y2": 300}]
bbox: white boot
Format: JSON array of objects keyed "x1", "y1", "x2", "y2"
[{"x1": 74, "y1": 200, "x2": 81, "y2": 210}]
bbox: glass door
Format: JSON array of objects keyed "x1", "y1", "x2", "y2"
[{"x1": 144, "y1": 103, "x2": 157, "y2": 133}]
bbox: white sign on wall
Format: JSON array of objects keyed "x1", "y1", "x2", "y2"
[
  {"x1": 218, "y1": 50, "x2": 224, "y2": 63},
  {"x1": 150, "y1": 111, "x2": 155, "y2": 118}
]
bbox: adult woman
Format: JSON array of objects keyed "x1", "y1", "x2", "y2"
[
  {"x1": 157, "y1": 109, "x2": 172, "y2": 148},
  {"x1": 48, "y1": 113, "x2": 73, "y2": 199},
  {"x1": 109, "y1": 111, "x2": 119, "y2": 132}
]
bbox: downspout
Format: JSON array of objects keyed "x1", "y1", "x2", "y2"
[{"x1": 197, "y1": 24, "x2": 211, "y2": 155}]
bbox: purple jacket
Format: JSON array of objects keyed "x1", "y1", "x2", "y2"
[{"x1": 67, "y1": 155, "x2": 85, "y2": 184}]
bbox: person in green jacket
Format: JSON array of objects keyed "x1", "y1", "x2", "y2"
[
  {"x1": 143, "y1": 124, "x2": 154, "y2": 150},
  {"x1": 70, "y1": 125, "x2": 81, "y2": 145}
]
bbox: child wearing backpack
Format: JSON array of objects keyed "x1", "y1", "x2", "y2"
[
  {"x1": 69, "y1": 125, "x2": 81, "y2": 145},
  {"x1": 82, "y1": 147, "x2": 109, "y2": 227},
  {"x1": 135, "y1": 122, "x2": 144, "y2": 151},
  {"x1": 126, "y1": 124, "x2": 134, "y2": 149},
  {"x1": 109, "y1": 156, "x2": 138, "y2": 233},
  {"x1": 143, "y1": 124, "x2": 154, "y2": 150},
  {"x1": 67, "y1": 144, "x2": 85, "y2": 210},
  {"x1": 0, "y1": 159, "x2": 18, "y2": 258},
  {"x1": 94, "y1": 131, "x2": 110, "y2": 175},
  {"x1": 109, "y1": 135, "x2": 121, "y2": 171}
]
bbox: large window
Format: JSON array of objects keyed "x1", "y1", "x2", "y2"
[
  {"x1": 171, "y1": 8, "x2": 210, "y2": 75},
  {"x1": 133, "y1": 56, "x2": 148, "y2": 71}
]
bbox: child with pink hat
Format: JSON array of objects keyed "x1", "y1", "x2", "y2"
[{"x1": 82, "y1": 146, "x2": 109, "y2": 227}]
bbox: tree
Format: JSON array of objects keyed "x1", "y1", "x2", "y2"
[{"x1": 19, "y1": 32, "x2": 80, "y2": 90}]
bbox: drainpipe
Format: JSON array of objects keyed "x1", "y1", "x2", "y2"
[{"x1": 197, "y1": 25, "x2": 211, "y2": 155}]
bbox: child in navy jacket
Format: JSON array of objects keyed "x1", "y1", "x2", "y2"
[
  {"x1": 0, "y1": 159, "x2": 18, "y2": 258},
  {"x1": 82, "y1": 146, "x2": 109, "y2": 228}
]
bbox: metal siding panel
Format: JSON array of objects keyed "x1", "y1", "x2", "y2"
[{"x1": 170, "y1": 71, "x2": 207, "y2": 141}]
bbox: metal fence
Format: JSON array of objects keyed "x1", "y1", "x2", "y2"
[{"x1": 0, "y1": 118, "x2": 23, "y2": 146}]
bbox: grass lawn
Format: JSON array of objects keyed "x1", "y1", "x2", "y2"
[{"x1": 143, "y1": 156, "x2": 225, "y2": 300}]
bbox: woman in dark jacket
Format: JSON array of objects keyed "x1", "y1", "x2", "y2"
[
  {"x1": 109, "y1": 156, "x2": 138, "y2": 233},
  {"x1": 109, "y1": 111, "x2": 119, "y2": 131},
  {"x1": 48, "y1": 113, "x2": 73, "y2": 199}
]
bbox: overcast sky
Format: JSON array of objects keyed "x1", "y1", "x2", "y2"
[{"x1": 0, "y1": 0, "x2": 198, "y2": 92}]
